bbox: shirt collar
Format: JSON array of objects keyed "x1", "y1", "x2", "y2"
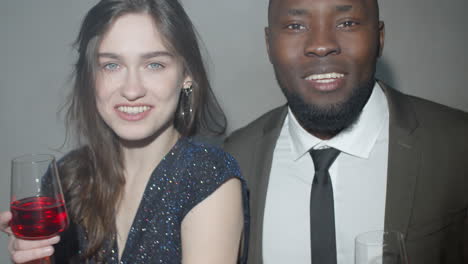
[{"x1": 288, "y1": 82, "x2": 389, "y2": 160}]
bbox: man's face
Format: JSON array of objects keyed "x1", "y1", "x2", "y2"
[{"x1": 266, "y1": 0, "x2": 384, "y2": 137}]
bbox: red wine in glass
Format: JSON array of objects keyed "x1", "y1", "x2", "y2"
[
  {"x1": 10, "y1": 154, "x2": 69, "y2": 264},
  {"x1": 10, "y1": 196, "x2": 68, "y2": 239}
]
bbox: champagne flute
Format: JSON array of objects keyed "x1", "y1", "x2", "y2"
[
  {"x1": 355, "y1": 230, "x2": 409, "y2": 264},
  {"x1": 10, "y1": 154, "x2": 69, "y2": 264}
]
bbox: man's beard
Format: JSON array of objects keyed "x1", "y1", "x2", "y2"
[{"x1": 279, "y1": 76, "x2": 376, "y2": 137}]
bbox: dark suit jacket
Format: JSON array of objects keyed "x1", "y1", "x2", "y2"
[{"x1": 224, "y1": 83, "x2": 468, "y2": 264}]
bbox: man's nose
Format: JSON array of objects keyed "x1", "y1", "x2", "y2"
[{"x1": 304, "y1": 27, "x2": 341, "y2": 57}]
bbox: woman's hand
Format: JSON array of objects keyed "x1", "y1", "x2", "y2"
[{"x1": 1, "y1": 211, "x2": 60, "y2": 263}]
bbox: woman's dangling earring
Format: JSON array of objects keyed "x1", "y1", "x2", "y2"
[{"x1": 181, "y1": 81, "x2": 193, "y2": 117}]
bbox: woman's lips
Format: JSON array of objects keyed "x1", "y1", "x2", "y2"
[{"x1": 115, "y1": 105, "x2": 153, "y2": 121}]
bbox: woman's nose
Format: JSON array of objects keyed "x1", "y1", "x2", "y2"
[{"x1": 120, "y1": 69, "x2": 146, "y2": 101}]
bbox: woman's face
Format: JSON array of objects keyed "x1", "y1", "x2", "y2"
[{"x1": 95, "y1": 13, "x2": 191, "y2": 142}]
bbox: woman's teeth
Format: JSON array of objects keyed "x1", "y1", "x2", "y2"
[{"x1": 117, "y1": 106, "x2": 150, "y2": 114}]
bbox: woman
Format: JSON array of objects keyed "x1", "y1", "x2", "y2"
[{"x1": 0, "y1": 0, "x2": 248, "y2": 263}]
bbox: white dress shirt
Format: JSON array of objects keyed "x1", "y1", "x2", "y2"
[{"x1": 263, "y1": 83, "x2": 390, "y2": 264}]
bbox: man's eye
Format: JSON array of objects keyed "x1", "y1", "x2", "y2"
[
  {"x1": 337, "y1": 21, "x2": 358, "y2": 28},
  {"x1": 287, "y1": 24, "x2": 305, "y2": 30},
  {"x1": 103, "y1": 63, "x2": 120, "y2": 71},
  {"x1": 147, "y1": 63, "x2": 163, "y2": 70}
]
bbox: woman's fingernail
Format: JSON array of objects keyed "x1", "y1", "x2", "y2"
[
  {"x1": 43, "y1": 246, "x2": 54, "y2": 255},
  {"x1": 49, "y1": 236, "x2": 60, "y2": 244}
]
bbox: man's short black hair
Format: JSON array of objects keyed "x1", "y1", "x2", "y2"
[{"x1": 267, "y1": 0, "x2": 380, "y2": 25}]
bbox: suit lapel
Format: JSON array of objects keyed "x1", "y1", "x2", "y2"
[
  {"x1": 381, "y1": 83, "x2": 420, "y2": 235},
  {"x1": 250, "y1": 106, "x2": 288, "y2": 263}
]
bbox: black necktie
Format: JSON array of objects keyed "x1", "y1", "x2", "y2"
[{"x1": 310, "y1": 148, "x2": 340, "y2": 264}]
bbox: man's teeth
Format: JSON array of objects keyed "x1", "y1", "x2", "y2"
[
  {"x1": 117, "y1": 106, "x2": 150, "y2": 114},
  {"x1": 305, "y1": 72, "x2": 344, "y2": 83}
]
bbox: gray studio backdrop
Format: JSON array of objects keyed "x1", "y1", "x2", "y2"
[{"x1": 1, "y1": 0, "x2": 467, "y2": 261}]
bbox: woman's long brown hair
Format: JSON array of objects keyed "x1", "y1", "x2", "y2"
[{"x1": 59, "y1": 0, "x2": 226, "y2": 261}]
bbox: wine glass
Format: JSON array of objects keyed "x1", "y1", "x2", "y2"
[
  {"x1": 355, "y1": 230, "x2": 409, "y2": 264},
  {"x1": 10, "y1": 154, "x2": 69, "y2": 264}
]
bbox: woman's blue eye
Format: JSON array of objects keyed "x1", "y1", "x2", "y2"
[
  {"x1": 103, "y1": 63, "x2": 119, "y2": 71},
  {"x1": 148, "y1": 63, "x2": 163, "y2": 69}
]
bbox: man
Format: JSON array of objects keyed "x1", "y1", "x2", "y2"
[{"x1": 224, "y1": 0, "x2": 468, "y2": 263}]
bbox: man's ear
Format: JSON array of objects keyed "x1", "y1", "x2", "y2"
[
  {"x1": 265, "y1": 27, "x2": 273, "y2": 63},
  {"x1": 377, "y1": 21, "x2": 385, "y2": 57}
]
